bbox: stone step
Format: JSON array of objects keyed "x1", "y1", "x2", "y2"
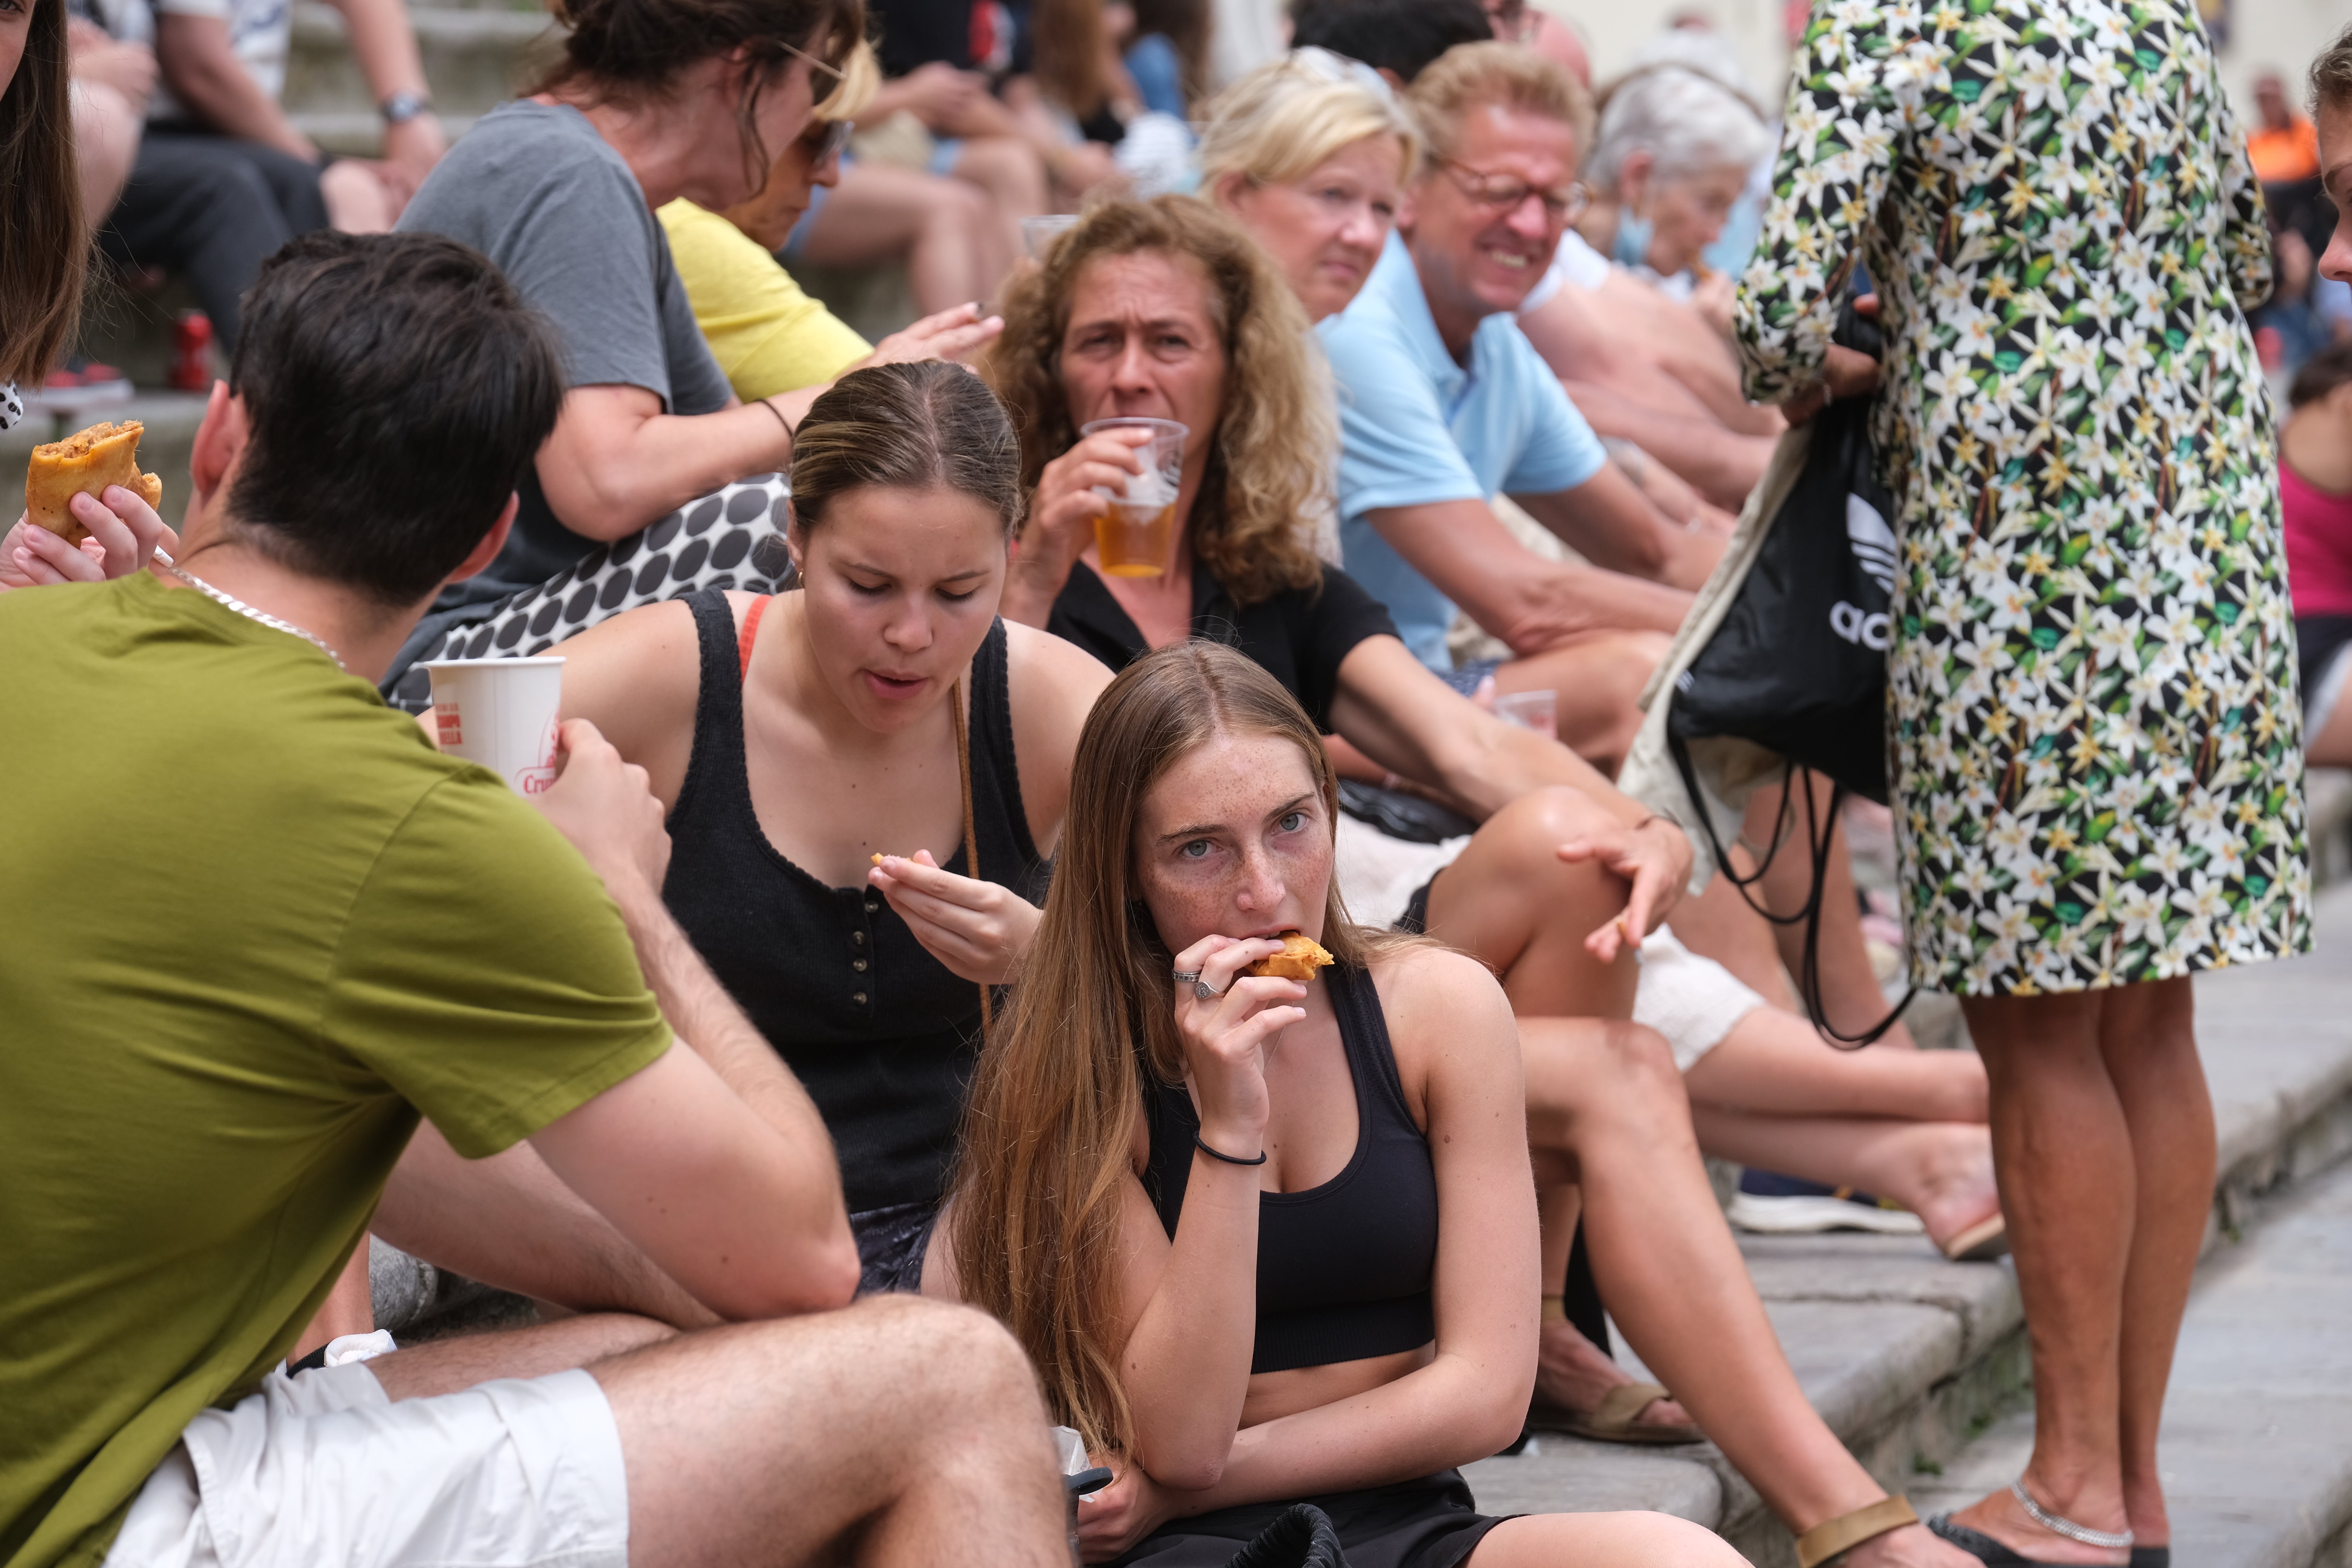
[
  {"x1": 1908, "y1": 1158, "x2": 2352, "y2": 1568},
  {"x1": 284, "y1": 3, "x2": 552, "y2": 127},
  {"x1": 1461, "y1": 876, "x2": 2352, "y2": 1566}
]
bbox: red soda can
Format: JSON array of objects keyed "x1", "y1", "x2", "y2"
[{"x1": 170, "y1": 309, "x2": 215, "y2": 392}]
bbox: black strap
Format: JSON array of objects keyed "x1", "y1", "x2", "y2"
[{"x1": 1667, "y1": 730, "x2": 1914, "y2": 1050}]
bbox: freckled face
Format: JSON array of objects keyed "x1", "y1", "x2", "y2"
[{"x1": 1132, "y1": 731, "x2": 1332, "y2": 954}]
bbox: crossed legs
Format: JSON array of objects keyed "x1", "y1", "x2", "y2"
[
  {"x1": 1946, "y1": 979, "x2": 2210, "y2": 1563},
  {"x1": 368, "y1": 1298, "x2": 1069, "y2": 1568}
]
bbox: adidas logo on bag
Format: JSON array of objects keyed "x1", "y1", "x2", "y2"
[{"x1": 1830, "y1": 493, "x2": 1895, "y2": 651}]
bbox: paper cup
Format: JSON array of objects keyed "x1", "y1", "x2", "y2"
[{"x1": 424, "y1": 657, "x2": 565, "y2": 796}]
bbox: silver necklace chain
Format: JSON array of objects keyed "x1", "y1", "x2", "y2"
[
  {"x1": 2010, "y1": 1481, "x2": 2133, "y2": 1550},
  {"x1": 158, "y1": 555, "x2": 347, "y2": 672}
]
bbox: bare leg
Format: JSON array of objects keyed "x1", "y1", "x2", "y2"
[
  {"x1": 1469, "y1": 1507, "x2": 1748, "y2": 1566},
  {"x1": 945, "y1": 135, "x2": 1045, "y2": 292},
  {"x1": 798, "y1": 161, "x2": 998, "y2": 316},
  {"x1": 372, "y1": 1298, "x2": 1068, "y2": 1568},
  {"x1": 71, "y1": 80, "x2": 142, "y2": 235},
  {"x1": 1681, "y1": 1005, "x2": 1986, "y2": 1122},
  {"x1": 2108, "y1": 982, "x2": 2209, "y2": 1551},
  {"x1": 2305, "y1": 683, "x2": 2352, "y2": 766},
  {"x1": 1493, "y1": 631, "x2": 1673, "y2": 780},
  {"x1": 1423, "y1": 784, "x2": 1643, "y2": 1020},
  {"x1": 320, "y1": 161, "x2": 400, "y2": 233},
  {"x1": 1947, "y1": 989, "x2": 2138, "y2": 1565},
  {"x1": 1522, "y1": 1017, "x2": 1975, "y2": 1567},
  {"x1": 1689, "y1": 1108, "x2": 1998, "y2": 1250}
]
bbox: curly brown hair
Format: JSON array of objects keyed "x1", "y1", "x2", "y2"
[{"x1": 983, "y1": 196, "x2": 1333, "y2": 608}]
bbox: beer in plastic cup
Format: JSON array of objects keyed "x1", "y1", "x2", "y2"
[
  {"x1": 1493, "y1": 689, "x2": 1558, "y2": 740},
  {"x1": 1080, "y1": 416, "x2": 1186, "y2": 578},
  {"x1": 1021, "y1": 214, "x2": 1081, "y2": 259},
  {"x1": 424, "y1": 657, "x2": 565, "y2": 796}
]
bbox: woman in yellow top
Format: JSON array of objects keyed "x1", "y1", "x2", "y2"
[{"x1": 659, "y1": 43, "x2": 1002, "y2": 402}]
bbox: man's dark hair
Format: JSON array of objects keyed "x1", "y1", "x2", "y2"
[
  {"x1": 1289, "y1": 0, "x2": 1491, "y2": 84},
  {"x1": 225, "y1": 232, "x2": 565, "y2": 607}
]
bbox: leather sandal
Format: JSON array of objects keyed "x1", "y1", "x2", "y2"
[
  {"x1": 1525, "y1": 1380, "x2": 1703, "y2": 1445},
  {"x1": 1796, "y1": 1495, "x2": 1919, "y2": 1568},
  {"x1": 1938, "y1": 1213, "x2": 2010, "y2": 1262}
]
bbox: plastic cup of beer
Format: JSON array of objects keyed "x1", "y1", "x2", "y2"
[
  {"x1": 423, "y1": 657, "x2": 565, "y2": 796},
  {"x1": 1021, "y1": 214, "x2": 1081, "y2": 259},
  {"x1": 1493, "y1": 688, "x2": 1558, "y2": 740},
  {"x1": 1079, "y1": 416, "x2": 1186, "y2": 578}
]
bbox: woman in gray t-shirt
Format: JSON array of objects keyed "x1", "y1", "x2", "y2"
[{"x1": 384, "y1": 0, "x2": 859, "y2": 706}]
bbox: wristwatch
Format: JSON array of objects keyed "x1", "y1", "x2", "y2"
[{"x1": 379, "y1": 90, "x2": 433, "y2": 125}]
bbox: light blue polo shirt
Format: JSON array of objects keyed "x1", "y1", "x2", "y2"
[{"x1": 1318, "y1": 233, "x2": 1607, "y2": 671}]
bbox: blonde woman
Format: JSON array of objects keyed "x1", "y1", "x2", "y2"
[
  {"x1": 1196, "y1": 47, "x2": 1417, "y2": 326},
  {"x1": 658, "y1": 42, "x2": 1008, "y2": 406},
  {"x1": 947, "y1": 640, "x2": 1740, "y2": 1568}
]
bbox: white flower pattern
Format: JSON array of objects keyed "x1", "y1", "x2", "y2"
[{"x1": 1735, "y1": 0, "x2": 2310, "y2": 995}]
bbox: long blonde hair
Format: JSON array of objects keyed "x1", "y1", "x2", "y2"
[
  {"x1": 984, "y1": 196, "x2": 1333, "y2": 608},
  {"x1": 949, "y1": 643, "x2": 1409, "y2": 1455}
]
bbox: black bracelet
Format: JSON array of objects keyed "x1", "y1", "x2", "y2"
[{"x1": 1193, "y1": 1130, "x2": 1268, "y2": 1167}]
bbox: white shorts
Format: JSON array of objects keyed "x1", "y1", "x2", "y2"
[
  {"x1": 1333, "y1": 813, "x2": 1767, "y2": 1071},
  {"x1": 104, "y1": 1360, "x2": 628, "y2": 1568}
]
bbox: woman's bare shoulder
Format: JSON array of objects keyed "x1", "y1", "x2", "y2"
[
  {"x1": 550, "y1": 594, "x2": 709, "y2": 755},
  {"x1": 1004, "y1": 617, "x2": 1115, "y2": 714},
  {"x1": 1367, "y1": 941, "x2": 1519, "y2": 1074}
]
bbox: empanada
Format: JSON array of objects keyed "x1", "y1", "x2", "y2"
[
  {"x1": 1246, "y1": 931, "x2": 1334, "y2": 983},
  {"x1": 25, "y1": 421, "x2": 163, "y2": 544}
]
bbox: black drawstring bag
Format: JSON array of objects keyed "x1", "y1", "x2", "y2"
[{"x1": 1665, "y1": 297, "x2": 1914, "y2": 1046}]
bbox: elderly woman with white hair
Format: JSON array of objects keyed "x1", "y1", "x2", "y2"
[{"x1": 1577, "y1": 63, "x2": 1771, "y2": 318}]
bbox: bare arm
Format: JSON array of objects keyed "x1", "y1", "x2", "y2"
[
  {"x1": 523, "y1": 720, "x2": 861, "y2": 1317},
  {"x1": 537, "y1": 384, "x2": 795, "y2": 542},
  {"x1": 1563, "y1": 385, "x2": 1774, "y2": 513},
  {"x1": 1359, "y1": 498, "x2": 1693, "y2": 656},
  {"x1": 320, "y1": 0, "x2": 446, "y2": 182},
  {"x1": 1509, "y1": 464, "x2": 1721, "y2": 592},
  {"x1": 376, "y1": 1121, "x2": 723, "y2": 1329},
  {"x1": 156, "y1": 11, "x2": 312, "y2": 158}
]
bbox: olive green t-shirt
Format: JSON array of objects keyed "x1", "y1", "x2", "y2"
[{"x1": 0, "y1": 571, "x2": 674, "y2": 1568}]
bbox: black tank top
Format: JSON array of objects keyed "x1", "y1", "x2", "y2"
[
  {"x1": 663, "y1": 588, "x2": 1041, "y2": 1214},
  {"x1": 1140, "y1": 964, "x2": 1440, "y2": 1374}
]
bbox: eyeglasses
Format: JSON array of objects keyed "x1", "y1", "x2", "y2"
[
  {"x1": 807, "y1": 116, "x2": 854, "y2": 166},
  {"x1": 778, "y1": 37, "x2": 845, "y2": 83},
  {"x1": 1440, "y1": 159, "x2": 1589, "y2": 223}
]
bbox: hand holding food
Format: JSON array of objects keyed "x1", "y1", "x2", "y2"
[{"x1": 25, "y1": 421, "x2": 163, "y2": 544}]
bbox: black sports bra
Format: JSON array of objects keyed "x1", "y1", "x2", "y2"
[{"x1": 1139, "y1": 963, "x2": 1440, "y2": 1375}]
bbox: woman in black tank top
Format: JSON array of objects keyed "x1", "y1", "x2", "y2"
[
  {"x1": 946, "y1": 645, "x2": 1741, "y2": 1568},
  {"x1": 548, "y1": 364, "x2": 1112, "y2": 1293}
]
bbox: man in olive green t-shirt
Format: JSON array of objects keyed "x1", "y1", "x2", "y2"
[{"x1": 0, "y1": 232, "x2": 1065, "y2": 1568}]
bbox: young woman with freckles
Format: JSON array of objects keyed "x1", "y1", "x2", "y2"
[
  {"x1": 547, "y1": 361, "x2": 1113, "y2": 1295},
  {"x1": 945, "y1": 641, "x2": 1744, "y2": 1568}
]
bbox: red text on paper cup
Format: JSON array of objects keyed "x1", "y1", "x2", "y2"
[{"x1": 434, "y1": 703, "x2": 464, "y2": 748}]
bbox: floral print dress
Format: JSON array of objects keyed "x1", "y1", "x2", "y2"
[{"x1": 1735, "y1": 0, "x2": 2310, "y2": 995}]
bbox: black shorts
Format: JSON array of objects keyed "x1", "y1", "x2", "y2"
[{"x1": 1113, "y1": 1471, "x2": 1508, "y2": 1568}]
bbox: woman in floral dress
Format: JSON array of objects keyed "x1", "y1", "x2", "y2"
[{"x1": 1736, "y1": 1, "x2": 2308, "y2": 1563}]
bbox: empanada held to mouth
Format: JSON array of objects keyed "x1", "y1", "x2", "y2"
[
  {"x1": 1246, "y1": 931, "x2": 1334, "y2": 983},
  {"x1": 25, "y1": 421, "x2": 163, "y2": 544}
]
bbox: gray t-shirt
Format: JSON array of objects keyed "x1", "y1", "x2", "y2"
[{"x1": 397, "y1": 100, "x2": 732, "y2": 597}]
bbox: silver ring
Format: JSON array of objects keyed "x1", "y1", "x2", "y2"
[
  {"x1": 1193, "y1": 980, "x2": 1224, "y2": 1001},
  {"x1": 1172, "y1": 969, "x2": 1202, "y2": 985}
]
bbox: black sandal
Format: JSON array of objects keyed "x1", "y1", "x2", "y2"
[{"x1": 1928, "y1": 1516, "x2": 2072, "y2": 1566}]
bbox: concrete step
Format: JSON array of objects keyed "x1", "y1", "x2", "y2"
[
  {"x1": 285, "y1": 4, "x2": 553, "y2": 126},
  {"x1": 1461, "y1": 877, "x2": 2352, "y2": 1566},
  {"x1": 1908, "y1": 1159, "x2": 2352, "y2": 1568}
]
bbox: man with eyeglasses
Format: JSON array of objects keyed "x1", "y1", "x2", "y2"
[{"x1": 1318, "y1": 39, "x2": 1722, "y2": 775}]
